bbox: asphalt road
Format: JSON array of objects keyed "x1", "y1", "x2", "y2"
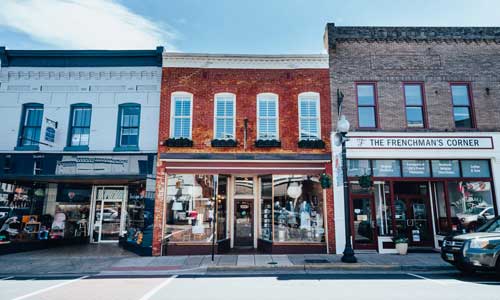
[{"x1": 0, "y1": 272, "x2": 499, "y2": 300}]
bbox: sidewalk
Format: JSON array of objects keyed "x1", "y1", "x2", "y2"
[{"x1": 0, "y1": 245, "x2": 453, "y2": 276}]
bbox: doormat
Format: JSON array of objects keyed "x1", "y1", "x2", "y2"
[{"x1": 304, "y1": 259, "x2": 330, "y2": 264}]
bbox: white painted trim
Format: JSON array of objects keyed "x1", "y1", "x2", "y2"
[
  {"x1": 166, "y1": 167, "x2": 325, "y2": 170},
  {"x1": 256, "y1": 93, "x2": 279, "y2": 140},
  {"x1": 161, "y1": 159, "x2": 330, "y2": 163},
  {"x1": 213, "y1": 92, "x2": 236, "y2": 140},
  {"x1": 163, "y1": 53, "x2": 328, "y2": 69},
  {"x1": 298, "y1": 92, "x2": 321, "y2": 140},
  {"x1": 169, "y1": 91, "x2": 193, "y2": 139}
]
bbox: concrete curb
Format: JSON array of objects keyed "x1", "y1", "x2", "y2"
[{"x1": 206, "y1": 264, "x2": 455, "y2": 273}]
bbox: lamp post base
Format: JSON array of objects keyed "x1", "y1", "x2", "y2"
[{"x1": 341, "y1": 247, "x2": 357, "y2": 263}]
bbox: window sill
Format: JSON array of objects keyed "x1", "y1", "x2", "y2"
[
  {"x1": 14, "y1": 145, "x2": 39, "y2": 151},
  {"x1": 113, "y1": 146, "x2": 140, "y2": 152},
  {"x1": 63, "y1": 146, "x2": 89, "y2": 151}
]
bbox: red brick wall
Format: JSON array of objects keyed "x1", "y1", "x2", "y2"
[{"x1": 152, "y1": 67, "x2": 334, "y2": 256}]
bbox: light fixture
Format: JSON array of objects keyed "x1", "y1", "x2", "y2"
[
  {"x1": 337, "y1": 115, "x2": 350, "y2": 134},
  {"x1": 287, "y1": 182, "x2": 302, "y2": 199}
]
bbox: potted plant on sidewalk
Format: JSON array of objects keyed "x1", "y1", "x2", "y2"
[{"x1": 392, "y1": 235, "x2": 409, "y2": 255}]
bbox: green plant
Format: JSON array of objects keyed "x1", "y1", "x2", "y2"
[
  {"x1": 319, "y1": 173, "x2": 332, "y2": 189},
  {"x1": 392, "y1": 235, "x2": 409, "y2": 244},
  {"x1": 165, "y1": 137, "x2": 193, "y2": 147},
  {"x1": 358, "y1": 174, "x2": 373, "y2": 189},
  {"x1": 298, "y1": 139, "x2": 325, "y2": 149}
]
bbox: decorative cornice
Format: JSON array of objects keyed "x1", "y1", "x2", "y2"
[
  {"x1": 325, "y1": 24, "x2": 500, "y2": 49},
  {"x1": 0, "y1": 69, "x2": 162, "y2": 82},
  {"x1": 163, "y1": 52, "x2": 328, "y2": 69}
]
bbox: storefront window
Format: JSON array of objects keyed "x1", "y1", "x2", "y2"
[
  {"x1": 273, "y1": 175, "x2": 324, "y2": 243},
  {"x1": 55, "y1": 184, "x2": 91, "y2": 239},
  {"x1": 374, "y1": 182, "x2": 393, "y2": 236},
  {"x1": 0, "y1": 183, "x2": 47, "y2": 243},
  {"x1": 433, "y1": 182, "x2": 450, "y2": 234},
  {"x1": 165, "y1": 174, "x2": 215, "y2": 242},
  {"x1": 448, "y1": 181, "x2": 495, "y2": 232},
  {"x1": 260, "y1": 176, "x2": 272, "y2": 241},
  {"x1": 125, "y1": 184, "x2": 154, "y2": 247}
]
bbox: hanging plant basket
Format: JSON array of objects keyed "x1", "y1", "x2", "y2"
[
  {"x1": 211, "y1": 139, "x2": 237, "y2": 147},
  {"x1": 298, "y1": 139, "x2": 326, "y2": 149},
  {"x1": 255, "y1": 139, "x2": 281, "y2": 148},
  {"x1": 165, "y1": 138, "x2": 193, "y2": 147},
  {"x1": 358, "y1": 174, "x2": 373, "y2": 189},
  {"x1": 319, "y1": 173, "x2": 332, "y2": 189}
]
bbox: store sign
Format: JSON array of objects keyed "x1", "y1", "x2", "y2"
[
  {"x1": 461, "y1": 160, "x2": 491, "y2": 178},
  {"x1": 402, "y1": 160, "x2": 430, "y2": 177},
  {"x1": 431, "y1": 160, "x2": 460, "y2": 178},
  {"x1": 347, "y1": 136, "x2": 493, "y2": 149},
  {"x1": 55, "y1": 155, "x2": 148, "y2": 175},
  {"x1": 41, "y1": 118, "x2": 58, "y2": 146},
  {"x1": 373, "y1": 160, "x2": 401, "y2": 177}
]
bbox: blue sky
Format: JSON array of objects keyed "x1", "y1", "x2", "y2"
[{"x1": 1, "y1": 0, "x2": 500, "y2": 53}]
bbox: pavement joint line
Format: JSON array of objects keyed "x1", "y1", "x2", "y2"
[
  {"x1": 407, "y1": 273, "x2": 449, "y2": 286},
  {"x1": 10, "y1": 275, "x2": 89, "y2": 300},
  {"x1": 138, "y1": 275, "x2": 178, "y2": 300}
]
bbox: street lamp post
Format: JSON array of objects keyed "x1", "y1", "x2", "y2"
[{"x1": 337, "y1": 115, "x2": 357, "y2": 263}]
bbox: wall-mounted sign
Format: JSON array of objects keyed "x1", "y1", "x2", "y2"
[
  {"x1": 42, "y1": 118, "x2": 58, "y2": 145},
  {"x1": 461, "y1": 160, "x2": 491, "y2": 178},
  {"x1": 55, "y1": 155, "x2": 148, "y2": 175},
  {"x1": 431, "y1": 160, "x2": 460, "y2": 178},
  {"x1": 373, "y1": 160, "x2": 401, "y2": 177},
  {"x1": 347, "y1": 136, "x2": 494, "y2": 149},
  {"x1": 402, "y1": 160, "x2": 430, "y2": 177}
]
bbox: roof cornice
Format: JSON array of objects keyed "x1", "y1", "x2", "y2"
[
  {"x1": 325, "y1": 24, "x2": 500, "y2": 49},
  {"x1": 163, "y1": 52, "x2": 328, "y2": 69}
]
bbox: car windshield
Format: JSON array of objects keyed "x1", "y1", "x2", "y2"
[{"x1": 477, "y1": 218, "x2": 500, "y2": 233}]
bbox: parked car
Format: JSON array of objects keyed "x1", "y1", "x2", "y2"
[{"x1": 441, "y1": 216, "x2": 500, "y2": 275}]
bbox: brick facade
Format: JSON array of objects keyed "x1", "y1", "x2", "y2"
[
  {"x1": 153, "y1": 62, "x2": 334, "y2": 255},
  {"x1": 326, "y1": 25, "x2": 500, "y2": 132}
]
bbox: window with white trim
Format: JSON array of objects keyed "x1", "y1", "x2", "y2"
[
  {"x1": 299, "y1": 93, "x2": 320, "y2": 140},
  {"x1": 214, "y1": 93, "x2": 235, "y2": 139},
  {"x1": 171, "y1": 92, "x2": 193, "y2": 139},
  {"x1": 257, "y1": 93, "x2": 278, "y2": 140}
]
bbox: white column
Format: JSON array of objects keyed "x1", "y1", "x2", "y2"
[{"x1": 332, "y1": 132, "x2": 346, "y2": 254}]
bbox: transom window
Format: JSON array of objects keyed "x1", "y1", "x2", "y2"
[
  {"x1": 68, "y1": 104, "x2": 92, "y2": 147},
  {"x1": 257, "y1": 93, "x2": 279, "y2": 140},
  {"x1": 214, "y1": 93, "x2": 235, "y2": 140},
  {"x1": 356, "y1": 83, "x2": 377, "y2": 128},
  {"x1": 171, "y1": 92, "x2": 193, "y2": 139},
  {"x1": 451, "y1": 84, "x2": 474, "y2": 128},
  {"x1": 404, "y1": 84, "x2": 426, "y2": 128},
  {"x1": 298, "y1": 92, "x2": 320, "y2": 140},
  {"x1": 19, "y1": 104, "x2": 44, "y2": 147},
  {"x1": 118, "y1": 104, "x2": 140, "y2": 147}
]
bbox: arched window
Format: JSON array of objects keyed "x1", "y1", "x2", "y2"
[
  {"x1": 214, "y1": 93, "x2": 236, "y2": 139},
  {"x1": 298, "y1": 92, "x2": 321, "y2": 140},
  {"x1": 256, "y1": 93, "x2": 279, "y2": 140},
  {"x1": 170, "y1": 92, "x2": 193, "y2": 139}
]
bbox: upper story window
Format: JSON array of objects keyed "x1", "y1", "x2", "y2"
[
  {"x1": 117, "y1": 103, "x2": 140, "y2": 149},
  {"x1": 451, "y1": 83, "x2": 474, "y2": 128},
  {"x1": 68, "y1": 104, "x2": 92, "y2": 148},
  {"x1": 298, "y1": 92, "x2": 321, "y2": 140},
  {"x1": 257, "y1": 93, "x2": 279, "y2": 140},
  {"x1": 19, "y1": 103, "x2": 43, "y2": 147},
  {"x1": 404, "y1": 83, "x2": 426, "y2": 128},
  {"x1": 356, "y1": 83, "x2": 377, "y2": 128},
  {"x1": 214, "y1": 93, "x2": 235, "y2": 140},
  {"x1": 170, "y1": 92, "x2": 193, "y2": 139}
]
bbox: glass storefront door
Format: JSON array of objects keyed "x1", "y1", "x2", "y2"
[
  {"x1": 234, "y1": 199, "x2": 253, "y2": 247},
  {"x1": 395, "y1": 195, "x2": 433, "y2": 247},
  {"x1": 352, "y1": 195, "x2": 378, "y2": 249},
  {"x1": 90, "y1": 186, "x2": 127, "y2": 243}
]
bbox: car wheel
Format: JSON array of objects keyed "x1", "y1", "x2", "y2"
[{"x1": 456, "y1": 263, "x2": 475, "y2": 275}]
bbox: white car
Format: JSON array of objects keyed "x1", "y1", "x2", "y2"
[{"x1": 457, "y1": 206, "x2": 495, "y2": 231}]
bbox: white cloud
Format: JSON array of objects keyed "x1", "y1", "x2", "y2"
[{"x1": 0, "y1": 0, "x2": 177, "y2": 50}]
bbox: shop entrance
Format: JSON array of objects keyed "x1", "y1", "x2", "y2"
[
  {"x1": 90, "y1": 186, "x2": 127, "y2": 243},
  {"x1": 234, "y1": 199, "x2": 253, "y2": 248},
  {"x1": 351, "y1": 195, "x2": 378, "y2": 250},
  {"x1": 394, "y1": 182, "x2": 433, "y2": 247}
]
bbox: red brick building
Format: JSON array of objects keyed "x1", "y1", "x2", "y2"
[{"x1": 153, "y1": 53, "x2": 333, "y2": 255}]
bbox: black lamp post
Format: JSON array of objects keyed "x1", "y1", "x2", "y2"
[{"x1": 337, "y1": 115, "x2": 357, "y2": 263}]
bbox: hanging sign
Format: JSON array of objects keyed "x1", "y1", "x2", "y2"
[
  {"x1": 42, "y1": 118, "x2": 58, "y2": 145},
  {"x1": 347, "y1": 136, "x2": 493, "y2": 149}
]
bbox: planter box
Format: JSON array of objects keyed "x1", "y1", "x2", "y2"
[
  {"x1": 164, "y1": 138, "x2": 193, "y2": 147},
  {"x1": 255, "y1": 139, "x2": 281, "y2": 148},
  {"x1": 298, "y1": 139, "x2": 326, "y2": 149},
  {"x1": 211, "y1": 139, "x2": 237, "y2": 147}
]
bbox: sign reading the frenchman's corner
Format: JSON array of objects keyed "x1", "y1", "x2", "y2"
[{"x1": 347, "y1": 136, "x2": 494, "y2": 150}]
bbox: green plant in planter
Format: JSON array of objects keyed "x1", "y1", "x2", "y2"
[
  {"x1": 319, "y1": 173, "x2": 332, "y2": 189},
  {"x1": 165, "y1": 137, "x2": 193, "y2": 147},
  {"x1": 358, "y1": 174, "x2": 373, "y2": 189},
  {"x1": 392, "y1": 235, "x2": 409, "y2": 244}
]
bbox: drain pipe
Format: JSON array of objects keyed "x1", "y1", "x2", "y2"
[{"x1": 243, "y1": 118, "x2": 248, "y2": 150}]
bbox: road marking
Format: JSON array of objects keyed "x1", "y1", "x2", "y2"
[
  {"x1": 407, "y1": 273, "x2": 448, "y2": 286},
  {"x1": 0, "y1": 276, "x2": 13, "y2": 280},
  {"x1": 138, "y1": 275, "x2": 178, "y2": 300},
  {"x1": 11, "y1": 275, "x2": 88, "y2": 300}
]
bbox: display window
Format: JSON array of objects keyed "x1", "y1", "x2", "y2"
[
  {"x1": 125, "y1": 184, "x2": 154, "y2": 247},
  {"x1": 272, "y1": 175, "x2": 324, "y2": 243},
  {"x1": 259, "y1": 175, "x2": 273, "y2": 241},
  {"x1": 165, "y1": 174, "x2": 215, "y2": 243},
  {"x1": 55, "y1": 183, "x2": 91, "y2": 239}
]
